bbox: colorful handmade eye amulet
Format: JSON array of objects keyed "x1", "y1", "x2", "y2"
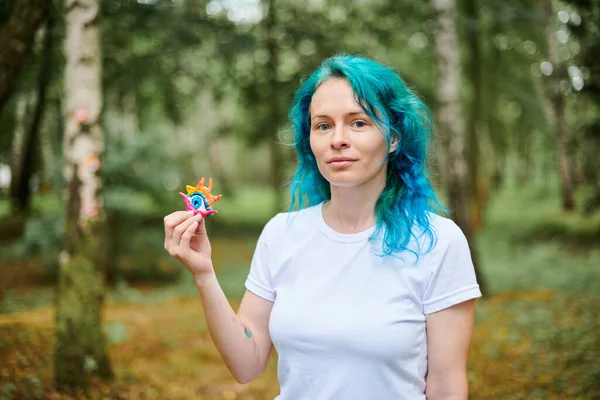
[{"x1": 179, "y1": 177, "x2": 222, "y2": 217}]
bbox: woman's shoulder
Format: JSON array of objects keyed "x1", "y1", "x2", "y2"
[
  {"x1": 423, "y1": 212, "x2": 470, "y2": 254},
  {"x1": 412, "y1": 212, "x2": 467, "y2": 252},
  {"x1": 427, "y1": 212, "x2": 462, "y2": 235}
]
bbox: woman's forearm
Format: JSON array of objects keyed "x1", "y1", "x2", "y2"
[
  {"x1": 195, "y1": 269, "x2": 262, "y2": 383},
  {"x1": 426, "y1": 372, "x2": 468, "y2": 400}
]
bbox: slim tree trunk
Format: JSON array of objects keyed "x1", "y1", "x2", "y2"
[
  {"x1": 0, "y1": 0, "x2": 50, "y2": 112},
  {"x1": 2, "y1": 92, "x2": 32, "y2": 242},
  {"x1": 464, "y1": 0, "x2": 486, "y2": 232},
  {"x1": 12, "y1": 13, "x2": 54, "y2": 214},
  {"x1": 265, "y1": 0, "x2": 285, "y2": 213},
  {"x1": 544, "y1": 0, "x2": 575, "y2": 211},
  {"x1": 54, "y1": 0, "x2": 112, "y2": 391},
  {"x1": 483, "y1": 20, "x2": 505, "y2": 191},
  {"x1": 9, "y1": 91, "x2": 34, "y2": 212},
  {"x1": 433, "y1": 0, "x2": 486, "y2": 294}
]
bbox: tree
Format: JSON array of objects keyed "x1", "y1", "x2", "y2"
[
  {"x1": 463, "y1": 0, "x2": 487, "y2": 231},
  {"x1": 563, "y1": 0, "x2": 600, "y2": 211},
  {"x1": 0, "y1": 0, "x2": 50, "y2": 112},
  {"x1": 543, "y1": 0, "x2": 576, "y2": 211},
  {"x1": 54, "y1": 0, "x2": 112, "y2": 390},
  {"x1": 432, "y1": 0, "x2": 486, "y2": 293},
  {"x1": 264, "y1": 0, "x2": 285, "y2": 212},
  {"x1": 8, "y1": 9, "x2": 54, "y2": 214}
]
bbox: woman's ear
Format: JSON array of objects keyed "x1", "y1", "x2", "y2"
[{"x1": 389, "y1": 132, "x2": 400, "y2": 153}]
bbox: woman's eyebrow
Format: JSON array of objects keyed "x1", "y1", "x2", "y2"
[{"x1": 310, "y1": 111, "x2": 367, "y2": 121}]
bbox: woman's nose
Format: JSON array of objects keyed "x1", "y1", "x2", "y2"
[{"x1": 330, "y1": 126, "x2": 349, "y2": 149}]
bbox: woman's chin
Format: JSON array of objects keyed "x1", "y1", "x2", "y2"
[
  {"x1": 325, "y1": 175, "x2": 364, "y2": 188},
  {"x1": 322, "y1": 169, "x2": 387, "y2": 190}
]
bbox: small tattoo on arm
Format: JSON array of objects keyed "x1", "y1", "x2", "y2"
[{"x1": 244, "y1": 327, "x2": 252, "y2": 338}]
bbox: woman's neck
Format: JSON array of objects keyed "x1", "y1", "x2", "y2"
[{"x1": 322, "y1": 174, "x2": 386, "y2": 234}]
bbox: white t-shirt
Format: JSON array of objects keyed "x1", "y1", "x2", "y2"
[{"x1": 244, "y1": 202, "x2": 482, "y2": 400}]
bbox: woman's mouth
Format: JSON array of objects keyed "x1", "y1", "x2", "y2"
[{"x1": 327, "y1": 158, "x2": 357, "y2": 169}]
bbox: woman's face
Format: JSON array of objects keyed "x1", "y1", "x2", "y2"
[{"x1": 309, "y1": 78, "x2": 396, "y2": 189}]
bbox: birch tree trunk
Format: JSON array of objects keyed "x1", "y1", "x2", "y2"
[
  {"x1": 544, "y1": 0, "x2": 575, "y2": 211},
  {"x1": 432, "y1": 0, "x2": 486, "y2": 294},
  {"x1": 54, "y1": 0, "x2": 112, "y2": 390}
]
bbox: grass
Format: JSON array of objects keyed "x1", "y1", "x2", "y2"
[{"x1": 1, "y1": 185, "x2": 600, "y2": 399}]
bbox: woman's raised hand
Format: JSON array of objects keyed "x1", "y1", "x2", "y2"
[{"x1": 164, "y1": 211, "x2": 214, "y2": 280}]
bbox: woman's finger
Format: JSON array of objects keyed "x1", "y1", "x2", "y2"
[
  {"x1": 195, "y1": 214, "x2": 207, "y2": 236},
  {"x1": 177, "y1": 220, "x2": 199, "y2": 255},
  {"x1": 171, "y1": 214, "x2": 203, "y2": 246},
  {"x1": 164, "y1": 211, "x2": 194, "y2": 242}
]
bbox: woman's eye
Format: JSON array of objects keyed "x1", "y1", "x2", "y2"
[
  {"x1": 353, "y1": 120, "x2": 367, "y2": 128},
  {"x1": 317, "y1": 123, "x2": 331, "y2": 131}
]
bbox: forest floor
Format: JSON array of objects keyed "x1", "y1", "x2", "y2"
[
  {"x1": 1, "y1": 187, "x2": 600, "y2": 399},
  {"x1": 1, "y1": 288, "x2": 599, "y2": 399}
]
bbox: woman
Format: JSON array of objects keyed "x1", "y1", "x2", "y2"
[{"x1": 164, "y1": 55, "x2": 481, "y2": 399}]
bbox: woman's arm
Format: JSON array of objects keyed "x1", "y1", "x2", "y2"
[
  {"x1": 425, "y1": 299, "x2": 476, "y2": 400},
  {"x1": 164, "y1": 211, "x2": 273, "y2": 383},
  {"x1": 196, "y1": 275, "x2": 274, "y2": 383}
]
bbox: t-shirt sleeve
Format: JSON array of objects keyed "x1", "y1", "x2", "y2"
[
  {"x1": 422, "y1": 220, "x2": 482, "y2": 314},
  {"x1": 244, "y1": 215, "x2": 279, "y2": 302}
]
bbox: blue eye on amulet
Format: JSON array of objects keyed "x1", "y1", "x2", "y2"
[{"x1": 190, "y1": 194, "x2": 208, "y2": 211}]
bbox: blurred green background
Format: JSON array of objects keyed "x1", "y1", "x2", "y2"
[{"x1": 0, "y1": 0, "x2": 599, "y2": 399}]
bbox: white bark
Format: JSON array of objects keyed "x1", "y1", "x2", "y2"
[
  {"x1": 432, "y1": 0, "x2": 470, "y2": 221},
  {"x1": 63, "y1": 0, "x2": 103, "y2": 224},
  {"x1": 432, "y1": 0, "x2": 485, "y2": 293},
  {"x1": 55, "y1": 0, "x2": 112, "y2": 389}
]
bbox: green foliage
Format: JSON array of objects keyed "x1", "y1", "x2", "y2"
[
  {"x1": 18, "y1": 211, "x2": 63, "y2": 270},
  {"x1": 101, "y1": 0, "x2": 238, "y2": 127},
  {"x1": 1, "y1": 0, "x2": 589, "y2": 205},
  {"x1": 0, "y1": 194, "x2": 63, "y2": 280},
  {"x1": 214, "y1": 185, "x2": 276, "y2": 225},
  {"x1": 480, "y1": 186, "x2": 600, "y2": 294},
  {"x1": 215, "y1": 258, "x2": 254, "y2": 300},
  {"x1": 102, "y1": 120, "x2": 183, "y2": 215},
  {"x1": 224, "y1": 1, "x2": 437, "y2": 147}
]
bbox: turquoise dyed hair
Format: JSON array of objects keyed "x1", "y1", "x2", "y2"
[{"x1": 288, "y1": 54, "x2": 447, "y2": 257}]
